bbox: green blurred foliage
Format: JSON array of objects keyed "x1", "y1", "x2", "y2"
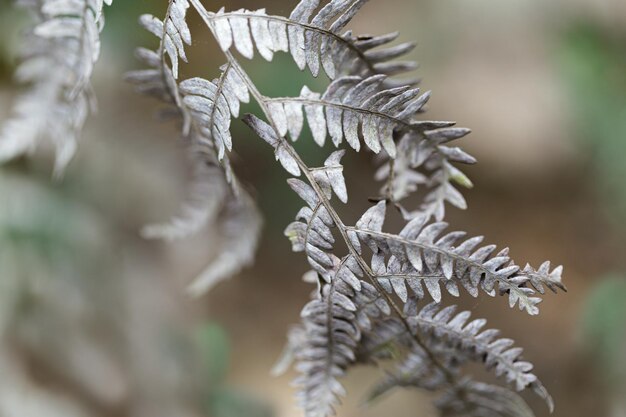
[
  {"x1": 0, "y1": 166, "x2": 275, "y2": 416},
  {"x1": 581, "y1": 276, "x2": 626, "y2": 383},
  {"x1": 208, "y1": 388, "x2": 273, "y2": 417},
  {"x1": 558, "y1": 23, "x2": 626, "y2": 227},
  {"x1": 197, "y1": 323, "x2": 232, "y2": 385},
  {"x1": 197, "y1": 323, "x2": 273, "y2": 417},
  {"x1": 0, "y1": 4, "x2": 32, "y2": 79},
  {"x1": 560, "y1": 23, "x2": 626, "y2": 413}
]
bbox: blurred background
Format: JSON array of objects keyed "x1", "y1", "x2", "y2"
[{"x1": 1, "y1": 0, "x2": 626, "y2": 416}]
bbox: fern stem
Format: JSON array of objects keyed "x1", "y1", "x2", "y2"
[{"x1": 386, "y1": 158, "x2": 396, "y2": 201}]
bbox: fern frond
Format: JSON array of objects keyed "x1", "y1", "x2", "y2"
[
  {"x1": 160, "y1": 0, "x2": 191, "y2": 79},
  {"x1": 129, "y1": 2, "x2": 566, "y2": 415},
  {"x1": 179, "y1": 65, "x2": 251, "y2": 160},
  {"x1": 187, "y1": 191, "x2": 262, "y2": 296},
  {"x1": 127, "y1": 41, "x2": 246, "y2": 181},
  {"x1": 409, "y1": 302, "x2": 553, "y2": 410},
  {"x1": 295, "y1": 272, "x2": 360, "y2": 417},
  {"x1": 130, "y1": 15, "x2": 223, "y2": 239},
  {"x1": 266, "y1": 75, "x2": 436, "y2": 157},
  {"x1": 242, "y1": 62, "x2": 558, "y2": 412},
  {"x1": 263, "y1": 73, "x2": 474, "y2": 219},
  {"x1": 365, "y1": 302, "x2": 551, "y2": 414},
  {"x1": 375, "y1": 128, "x2": 476, "y2": 221},
  {"x1": 129, "y1": 1, "x2": 261, "y2": 295},
  {"x1": 294, "y1": 259, "x2": 387, "y2": 417},
  {"x1": 0, "y1": 0, "x2": 112, "y2": 176},
  {"x1": 140, "y1": 140, "x2": 229, "y2": 241},
  {"x1": 523, "y1": 261, "x2": 567, "y2": 294},
  {"x1": 192, "y1": 1, "x2": 415, "y2": 80},
  {"x1": 350, "y1": 201, "x2": 562, "y2": 314}
]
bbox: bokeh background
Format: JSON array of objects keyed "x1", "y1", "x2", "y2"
[{"x1": 1, "y1": 0, "x2": 626, "y2": 416}]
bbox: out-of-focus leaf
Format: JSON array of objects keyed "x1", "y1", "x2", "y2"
[
  {"x1": 558, "y1": 24, "x2": 626, "y2": 225},
  {"x1": 581, "y1": 275, "x2": 626, "y2": 382},
  {"x1": 208, "y1": 387, "x2": 274, "y2": 417},
  {"x1": 196, "y1": 323, "x2": 231, "y2": 385}
]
